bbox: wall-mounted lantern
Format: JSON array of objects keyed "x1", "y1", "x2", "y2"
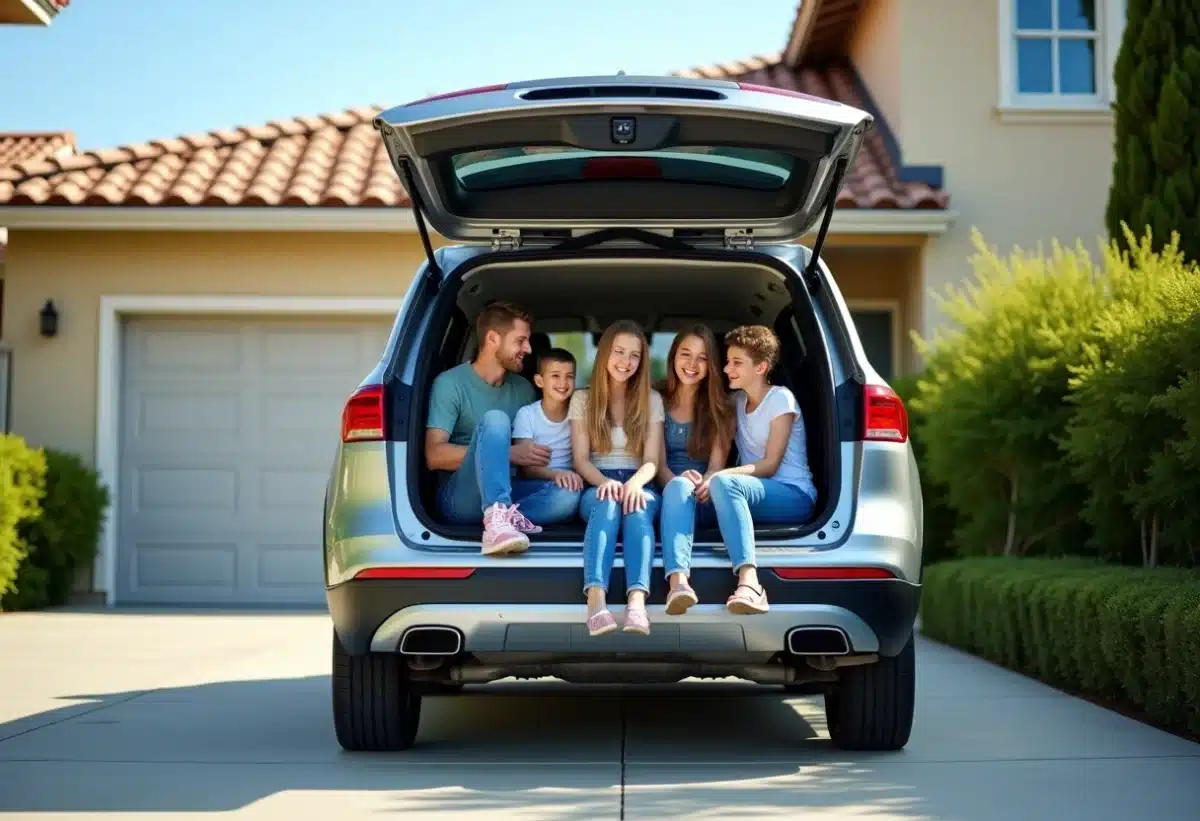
[{"x1": 39, "y1": 299, "x2": 59, "y2": 338}]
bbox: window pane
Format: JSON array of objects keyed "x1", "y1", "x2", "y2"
[
  {"x1": 1017, "y1": 38, "x2": 1054, "y2": 93},
  {"x1": 849, "y1": 311, "x2": 894, "y2": 382},
  {"x1": 1016, "y1": 0, "x2": 1052, "y2": 29},
  {"x1": 1059, "y1": 38, "x2": 1097, "y2": 93},
  {"x1": 1058, "y1": 0, "x2": 1097, "y2": 31}
]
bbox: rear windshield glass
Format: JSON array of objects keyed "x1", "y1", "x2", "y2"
[{"x1": 451, "y1": 146, "x2": 796, "y2": 192}]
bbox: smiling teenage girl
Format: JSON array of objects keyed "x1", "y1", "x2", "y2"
[
  {"x1": 655, "y1": 325, "x2": 735, "y2": 616},
  {"x1": 569, "y1": 320, "x2": 666, "y2": 636}
]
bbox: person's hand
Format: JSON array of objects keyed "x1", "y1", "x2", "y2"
[
  {"x1": 694, "y1": 476, "x2": 713, "y2": 504},
  {"x1": 622, "y1": 480, "x2": 648, "y2": 514},
  {"x1": 681, "y1": 469, "x2": 704, "y2": 487},
  {"x1": 554, "y1": 470, "x2": 584, "y2": 492},
  {"x1": 511, "y1": 440, "x2": 551, "y2": 467},
  {"x1": 596, "y1": 479, "x2": 624, "y2": 502}
]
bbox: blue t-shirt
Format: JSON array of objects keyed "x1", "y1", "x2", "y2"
[{"x1": 426, "y1": 363, "x2": 536, "y2": 446}]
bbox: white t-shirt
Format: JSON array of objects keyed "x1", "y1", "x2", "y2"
[
  {"x1": 734, "y1": 385, "x2": 816, "y2": 500},
  {"x1": 512, "y1": 401, "x2": 573, "y2": 471},
  {"x1": 568, "y1": 388, "x2": 665, "y2": 470}
]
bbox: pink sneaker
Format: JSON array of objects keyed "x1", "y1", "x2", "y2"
[
  {"x1": 481, "y1": 503, "x2": 531, "y2": 556},
  {"x1": 506, "y1": 504, "x2": 543, "y2": 535}
]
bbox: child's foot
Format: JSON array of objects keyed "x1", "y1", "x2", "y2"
[
  {"x1": 665, "y1": 582, "x2": 698, "y2": 616},
  {"x1": 726, "y1": 583, "x2": 769, "y2": 615},
  {"x1": 622, "y1": 604, "x2": 651, "y2": 635},
  {"x1": 586, "y1": 608, "x2": 618, "y2": 636},
  {"x1": 481, "y1": 503, "x2": 530, "y2": 556}
]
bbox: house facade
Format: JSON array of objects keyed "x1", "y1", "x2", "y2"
[{"x1": 0, "y1": 0, "x2": 1123, "y2": 607}]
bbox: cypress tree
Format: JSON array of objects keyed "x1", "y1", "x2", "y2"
[{"x1": 1105, "y1": 0, "x2": 1200, "y2": 262}]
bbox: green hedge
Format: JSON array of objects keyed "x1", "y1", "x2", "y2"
[
  {"x1": 0, "y1": 435, "x2": 110, "y2": 612},
  {"x1": 0, "y1": 434, "x2": 47, "y2": 601},
  {"x1": 921, "y1": 557, "x2": 1200, "y2": 736}
]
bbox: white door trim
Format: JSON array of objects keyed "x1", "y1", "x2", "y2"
[
  {"x1": 846, "y1": 298, "x2": 903, "y2": 380},
  {"x1": 95, "y1": 295, "x2": 402, "y2": 606}
]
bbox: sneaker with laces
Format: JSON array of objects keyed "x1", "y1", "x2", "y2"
[
  {"x1": 481, "y1": 503, "x2": 531, "y2": 556},
  {"x1": 506, "y1": 504, "x2": 543, "y2": 535}
]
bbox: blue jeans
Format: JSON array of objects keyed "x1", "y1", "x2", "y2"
[
  {"x1": 659, "y1": 476, "x2": 718, "y2": 577},
  {"x1": 580, "y1": 468, "x2": 661, "y2": 596},
  {"x1": 708, "y1": 473, "x2": 816, "y2": 572},
  {"x1": 437, "y1": 410, "x2": 580, "y2": 525}
]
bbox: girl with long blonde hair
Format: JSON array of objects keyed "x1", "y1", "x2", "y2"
[
  {"x1": 568, "y1": 320, "x2": 665, "y2": 636},
  {"x1": 655, "y1": 324, "x2": 735, "y2": 615}
]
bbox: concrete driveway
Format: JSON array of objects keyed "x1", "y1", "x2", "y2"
[{"x1": 1, "y1": 610, "x2": 1198, "y2": 820}]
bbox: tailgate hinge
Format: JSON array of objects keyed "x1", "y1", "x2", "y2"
[
  {"x1": 723, "y1": 228, "x2": 754, "y2": 250},
  {"x1": 491, "y1": 229, "x2": 522, "y2": 251}
]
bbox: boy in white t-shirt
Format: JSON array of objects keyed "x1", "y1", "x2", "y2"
[
  {"x1": 508, "y1": 348, "x2": 584, "y2": 524},
  {"x1": 702, "y1": 325, "x2": 817, "y2": 616}
]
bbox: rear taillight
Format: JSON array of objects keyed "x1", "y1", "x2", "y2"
[
  {"x1": 862, "y1": 384, "x2": 908, "y2": 443},
  {"x1": 354, "y1": 567, "x2": 476, "y2": 580},
  {"x1": 404, "y1": 83, "x2": 509, "y2": 106},
  {"x1": 341, "y1": 384, "x2": 385, "y2": 443},
  {"x1": 736, "y1": 82, "x2": 838, "y2": 105},
  {"x1": 773, "y1": 567, "x2": 895, "y2": 580}
]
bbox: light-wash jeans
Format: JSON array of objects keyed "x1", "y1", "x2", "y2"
[
  {"x1": 658, "y1": 476, "x2": 718, "y2": 577},
  {"x1": 580, "y1": 468, "x2": 661, "y2": 595},
  {"x1": 437, "y1": 409, "x2": 581, "y2": 524},
  {"x1": 707, "y1": 473, "x2": 816, "y2": 572}
]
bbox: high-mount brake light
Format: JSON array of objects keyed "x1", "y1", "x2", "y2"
[
  {"x1": 862, "y1": 384, "x2": 909, "y2": 443},
  {"x1": 341, "y1": 384, "x2": 385, "y2": 443}
]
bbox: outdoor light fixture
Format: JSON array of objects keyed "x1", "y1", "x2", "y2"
[{"x1": 39, "y1": 299, "x2": 59, "y2": 338}]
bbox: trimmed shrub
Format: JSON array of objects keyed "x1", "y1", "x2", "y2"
[
  {"x1": 2, "y1": 449, "x2": 110, "y2": 611},
  {"x1": 922, "y1": 557, "x2": 1200, "y2": 737},
  {"x1": 0, "y1": 434, "x2": 47, "y2": 604},
  {"x1": 909, "y1": 230, "x2": 1112, "y2": 558}
]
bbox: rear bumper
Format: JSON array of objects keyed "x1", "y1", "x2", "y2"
[{"x1": 326, "y1": 567, "x2": 920, "y2": 658}]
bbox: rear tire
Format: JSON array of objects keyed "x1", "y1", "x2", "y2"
[
  {"x1": 825, "y1": 634, "x2": 915, "y2": 751},
  {"x1": 332, "y1": 629, "x2": 422, "y2": 751}
]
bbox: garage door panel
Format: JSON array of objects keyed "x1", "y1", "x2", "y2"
[{"x1": 117, "y1": 316, "x2": 392, "y2": 605}]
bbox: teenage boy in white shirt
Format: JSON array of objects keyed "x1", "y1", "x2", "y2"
[{"x1": 701, "y1": 325, "x2": 817, "y2": 615}]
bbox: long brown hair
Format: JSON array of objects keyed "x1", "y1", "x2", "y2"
[
  {"x1": 587, "y1": 320, "x2": 653, "y2": 456},
  {"x1": 660, "y1": 324, "x2": 734, "y2": 458}
]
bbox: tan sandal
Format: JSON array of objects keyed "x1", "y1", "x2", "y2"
[{"x1": 726, "y1": 583, "x2": 769, "y2": 615}]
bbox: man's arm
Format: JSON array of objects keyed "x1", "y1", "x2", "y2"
[{"x1": 425, "y1": 427, "x2": 467, "y2": 472}]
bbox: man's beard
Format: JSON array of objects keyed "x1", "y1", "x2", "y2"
[{"x1": 500, "y1": 350, "x2": 525, "y2": 373}]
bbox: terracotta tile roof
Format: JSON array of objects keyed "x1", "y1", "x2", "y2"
[
  {"x1": 0, "y1": 107, "x2": 409, "y2": 207},
  {"x1": 674, "y1": 53, "x2": 948, "y2": 210},
  {"x1": 0, "y1": 132, "x2": 75, "y2": 168},
  {"x1": 0, "y1": 57, "x2": 945, "y2": 213}
]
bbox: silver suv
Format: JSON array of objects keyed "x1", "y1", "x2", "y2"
[{"x1": 324, "y1": 75, "x2": 923, "y2": 753}]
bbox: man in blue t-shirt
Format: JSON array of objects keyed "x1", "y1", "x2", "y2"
[{"x1": 425, "y1": 301, "x2": 579, "y2": 555}]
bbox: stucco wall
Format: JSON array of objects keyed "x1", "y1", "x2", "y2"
[
  {"x1": 0, "y1": 230, "x2": 433, "y2": 462},
  {"x1": 852, "y1": 0, "x2": 1117, "y2": 342}
]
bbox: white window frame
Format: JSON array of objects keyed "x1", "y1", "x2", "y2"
[{"x1": 997, "y1": 0, "x2": 1126, "y2": 122}]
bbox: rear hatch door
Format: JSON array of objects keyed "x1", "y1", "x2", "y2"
[{"x1": 373, "y1": 75, "x2": 873, "y2": 246}]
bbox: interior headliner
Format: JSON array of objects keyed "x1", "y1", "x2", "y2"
[{"x1": 455, "y1": 257, "x2": 796, "y2": 333}]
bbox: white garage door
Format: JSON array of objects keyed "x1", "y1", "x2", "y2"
[{"x1": 116, "y1": 316, "x2": 393, "y2": 605}]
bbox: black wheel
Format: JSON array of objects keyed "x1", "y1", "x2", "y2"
[
  {"x1": 825, "y1": 633, "x2": 915, "y2": 751},
  {"x1": 331, "y1": 629, "x2": 422, "y2": 751}
]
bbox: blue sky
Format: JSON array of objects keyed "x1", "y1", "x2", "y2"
[{"x1": 1, "y1": 0, "x2": 798, "y2": 150}]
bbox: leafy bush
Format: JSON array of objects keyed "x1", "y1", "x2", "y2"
[
  {"x1": 909, "y1": 230, "x2": 1112, "y2": 558},
  {"x1": 921, "y1": 557, "x2": 1200, "y2": 737},
  {"x1": 2, "y1": 448, "x2": 110, "y2": 611},
  {"x1": 0, "y1": 434, "x2": 47, "y2": 604},
  {"x1": 1062, "y1": 229, "x2": 1200, "y2": 568}
]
